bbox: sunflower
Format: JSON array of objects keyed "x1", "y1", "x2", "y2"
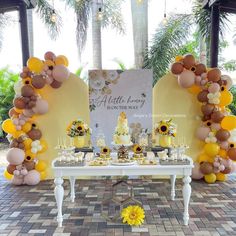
[
  {"x1": 101, "y1": 146, "x2": 110, "y2": 155},
  {"x1": 133, "y1": 144, "x2": 143, "y2": 154},
  {"x1": 157, "y1": 121, "x2": 169, "y2": 135},
  {"x1": 121, "y1": 205, "x2": 145, "y2": 226}
]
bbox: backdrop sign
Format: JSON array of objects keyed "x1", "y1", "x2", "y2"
[{"x1": 89, "y1": 70, "x2": 153, "y2": 146}]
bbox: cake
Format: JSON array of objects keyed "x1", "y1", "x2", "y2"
[{"x1": 113, "y1": 112, "x2": 131, "y2": 145}]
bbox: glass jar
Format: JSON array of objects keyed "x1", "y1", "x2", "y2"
[{"x1": 138, "y1": 129, "x2": 148, "y2": 147}]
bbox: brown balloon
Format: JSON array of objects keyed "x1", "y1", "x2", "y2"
[
  {"x1": 216, "y1": 129, "x2": 230, "y2": 141},
  {"x1": 200, "y1": 162, "x2": 214, "y2": 175},
  {"x1": 183, "y1": 54, "x2": 195, "y2": 69},
  {"x1": 207, "y1": 68, "x2": 221, "y2": 82},
  {"x1": 221, "y1": 167, "x2": 231, "y2": 174},
  {"x1": 13, "y1": 97, "x2": 26, "y2": 109},
  {"x1": 211, "y1": 111, "x2": 224, "y2": 123},
  {"x1": 171, "y1": 62, "x2": 184, "y2": 75},
  {"x1": 195, "y1": 63, "x2": 206, "y2": 76},
  {"x1": 218, "y1": 80, "x2": 227, "y2": 86},
  {"x1": 8, "y1": 108, "x2": 19, "y2": 117},
  {"x1": 197, "y1": 90, "x2": 209, "y2": 103},
  {"x1": 10, "y1": 137, "x2": 25, "y2": 150},
  {"x1": 32, "y1": 75, "x2": 46, "y2": 89},
  {"x1": 201, "y1": 104, "x2": 215, "y2": 116},
  {"x1": 7, "y1": 164, "x2": 16, "y2": 175},
  {"x1": 27, "y1": 129, "x2": 42, "y2": 141},
  {"x1": 202, "y1": 116, "x2": 211, "y2": 122},
  {"x1": 23, "y1": 160, "x2": 35, "y2": 171},
  {"x1": 50, "y1": 79, "x2": 62, "y2": 89},
  {"x1": 21, "y1": 85, "x2": 35, "y2": 97},
  {"x1": 228, "y1": 148, "x2": 236, "y2": 161}
]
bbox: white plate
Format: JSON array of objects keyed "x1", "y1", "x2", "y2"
[{"x1": 111, "y1": 161, "x2": 136, "y2": 166}]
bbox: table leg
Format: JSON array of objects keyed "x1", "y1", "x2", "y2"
[
  {"x1": 170, "y1": 175, "x2": 176, "y2": 201},
  {"x1": 54, "y1": 177, "x2": 64, "y2": 227},
  {"x1": 182, "y1": 175, "x2": 191, "y2": 225},
  {"x1": 69, "y1": 176, "x2": 76, "y2": 203}
]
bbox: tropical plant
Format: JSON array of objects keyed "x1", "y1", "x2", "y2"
[
  {"x1": 144, "y1": 0, "x2": 233, "y2": 86},
  {"x1": 0, "y1": 68, "x2": 19, "y2": 137},
  {"x1": 229, "y1": 86, "x2": 236, "y2": 116}
]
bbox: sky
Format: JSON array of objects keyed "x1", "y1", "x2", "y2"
[{"x1": 0, "y1": 0, "x2": 235, "y2": 79}]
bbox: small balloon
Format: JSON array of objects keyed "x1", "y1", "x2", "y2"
[
  {"x1": 27, "y1": 57, "x2": 44, "y2": 73},
  {"x1": 204, "y1": 173, "x2": 216, "y2": 183},
  {"x1": 7, "y1": 164, "x2": 16, "y2": 175},
  {"x1": 32, "y1": 99, "x2": 49, "y2": 115},
  {"x1": 21, "y1": 85, "x2": 35, "y2": 97},
  {"x1": 2, "y1": 119, "x2": 16, "y2": 134},
  {"x1": 197, "y1": 90, "x2": 209, "y2": 103},
  {"x1": 13, "y1": 97, "x2": 26, "y2": 110},
  {"x1": 221, "y1": 116, "x2": 236, "y2": 131},
  {"x1": 44, "y1": 51, "x2": 56, "y2": 61},
  {"x1": 211, "y1": 111, "x2": 224, "y2": 123},
  {"x1": 171, "y1": 62, "x2": 184, "y2": 75},
  {"x1": 192, "y1": 163, "x2": 204, "y2": 179},
  {"x1": 200, "y1": 162, "x2": 214, "y2": 175},
  {"x1": 207, "y1": 68, "x2": 221, "y2": 82},
  {"x1": 219, "y1": 90, "x2": 233, "y2": 107},
  {"x1": 50, "y1": 79, "x2": 62, "y2": 89},
  {"x1": 3, "y1": 169, "x2": 13, "y2": 180},
  {"x1": 195, "y1": 63, "x2": 206, "y2": 76},
  {"x1": 35, "y1": 160, "x2": 47, "y2": 172},
  {"x1": 31, "y1": 75, "x2": 46, "y2": 89},
  {"x1": 196, "y1": 126, "x2": 210, "y2": 141},
  {"x1": 208, "y1": 83, "x2": 220, "y2": 93},
  {"x1": 27, "y1": 129, "x2": 42, "y2": 141},
  {"x1": 215, "y1": 129, "x2": 230, "y2": 142},
  {"x1": 201, "y1": 104, "x2": 215, "y2": 116},
  {"x1": 183, "y1": 54, "x2": 195, "y2": 69},
  {"x1": 228, "y1": 148, "x2": 236, "y2": 161}
]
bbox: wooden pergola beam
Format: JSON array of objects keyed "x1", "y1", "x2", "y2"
[
  {"x1": 0, "y1": 0, "x2": 36, "y2": 66},
  {"x1": 203, "y1": 0, "x2": 236, "y2": 67}
]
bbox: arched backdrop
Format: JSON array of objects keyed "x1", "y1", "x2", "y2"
[
  {"x1": 37, "y1": 73, "x2": 89, "y2": 178},
  {"x1": 40, "y1": 72, "x2": 201, "y2": 178}
]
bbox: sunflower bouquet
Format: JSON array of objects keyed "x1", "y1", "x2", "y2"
[
  {"x1": 66, "y1": 119, "x2": 91, "y2": 137},
  {"x1": 154, "y1": 119, "x2": 177, "y2": 137}
]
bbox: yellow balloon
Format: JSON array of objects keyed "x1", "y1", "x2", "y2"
[
  {"x1": 23, "y1": 138, "x2": 33, "y2": 150},
  {"x1": 35, "y1": 160, "x2": 47, "y2": 172},
  {"x1": 55, "y1": 55, "x2": 69, "y2": 66},
  {"x1": 2, "y1": 119, "x2": 16, "y2": 134},
  {"x1": 22, "y1": 122, "x2": 32, "y2": 133},
  {"x1": 221, "y1": 116, "x2": 236, "y2": 131},
  {"x1": 219, "y1": 90, "x2": 233, "y2": 107},
  {"x1": 14, "y1": 108, "x2": 23, "y2": 114},
  {"x1": 25, "y1": 150, "x2": 36, "y2": 161},
  {"x1": 38, "y1": 139, "x2": 48, "y2": 153},
  {"x1": 197, "y1": 153, "x2": 213, "y2": 163},
  {"x1": 3, "y1": 169, "x2": 13, "y2": 180},
  {"x1": 12, "y1": 131, "x2": 24, "y2": 138},
  {"x1": 204, "y1": 173, "x2": 216, "y2": 183},
  {"x1": 40, "y1": 171, "x2": 47, "y2": 180},
  {"x1": 44, "y1": 59, "x2": 55, "y2": 67},
  {"x1": 175, "y1": 55, "x2": 183, "y2": 62},
  {"x1": 27, "y1": 57, "x2": 44, "y2": 73},
  {"x1": 204, "y1": 143, "x2": 220, "y2": 157},
  {"x1": 216, "y1": 172, "x2": 227, "y2": 181},
  {"x1": 218, "y1": 149, "x2": 227, "y2": 159},
  {"x1": 187, "y1": 85, "x2": 201, "y2": 95}
]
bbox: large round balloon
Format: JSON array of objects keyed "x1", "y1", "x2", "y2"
[
  {"x1": 2, "y1": 119, "x2": 16, "y2": 134},
  {"x1": 221, "y1": 116, "x2": 236, "y2": 131},
  {"x1": 21, "y1": 85, "x2": 35, "y2": 97},
  {"x1": 13, "y1": 97, "x2": 26, "y2": 110},
  {"x1": 204, "y1": 173, "x2": 216, "y2": 183},
  {"x1": 201, "y1": 104, "x2": 215, "y2": 116},
  {"x1": 27, "y1": 128, "x2": 42, "y2": 141},
  {"x1": 196, "y1": 126, "x2": 210, "y2": 141},
  {"x1": 35, "y1": 160, "x2": 47, "y2": 172},
  {"x1": 44, "y1": 51, "x2": 56, "y2": 61},
  {"x1": 50, "y1": 79, "x2": 62, "y2": 89},
  {"x1": 24, "y1": 170, "x2": 41, "y2": 185},
  {"x1": 3, "y1": 169, "x2": 13, "y2": 180},
  {"x1": 183, "y1": 54, "x2": 195, "y2": 69},
  {"x1": 204, "y1": 143, "x2": 220, "y2": 157},
  {"x1": 197, "y1": 153, "x2": 213, "y2": 163},
  {"x1": 32, "y1": 75, "x2": 46, "y2": 89},
  {"x1": 197, "y1": 90, "x2": 209, "y2": 103},
  {"x1": 200, "y1": 162, "x2": 214, "y2": 175},
  {"x1": 207, "y1": 68, "x2": 221, "y2": 82},
  {"x1": 219, "y1": 90, "x2": 233, "y2": 107},
  {"x1": 171, "y1": 62, "x2": 184, "y2": 75},
  {"x1": 228, "y1": 148, "x2": 236, "y2": 161},
  {"x1": 192, "y1": 163, "x2": 204, "y2": 179},
  {"x1": 6, "y1": 148, "x2": 25, "y2": 165},
  {"x1": 52, "y1": 65, "x2": 70, "y2": 82},
  {"x1": 27, "y1": 57, "x2": 44, "y2": 73},
  {"x1": 32, "y1": 99, "x2": 49, "y2": 115},
  {"x1": 211, "y1": 111, "x2": 224, "y2": 123},
  {"x1": 195, "y1": 63, "x2": 206, "y2": 76},
  {"x1": 55, "y1": 55, "x2": 69, "y2": 67},
  {"x1": 215, "y1": 129, "x2": 230, "y2": 142},
  {"x1": 178, "y1": 70, "x2": 195, "y2": 88}
]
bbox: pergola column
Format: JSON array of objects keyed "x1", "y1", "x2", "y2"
[{"x1": 210, "y1": 4, "x2": 220, "y2": 68}]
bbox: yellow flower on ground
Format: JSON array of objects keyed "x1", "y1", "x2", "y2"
[
  {"x1": 101, "y1": 146, "x2": 110, "y2": 154},
  {"x1": 121, "y1": 205, "x2": 145, "y2": 226}
]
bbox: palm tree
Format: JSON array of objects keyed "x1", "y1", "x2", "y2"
[
  {"x1": 144, "y1": 0, "x2": 231, "y2": 86},
  {"x1": 36, "y1": 0, "x2": 125, "y2": 68},
  {"x1": 131, "y1": 0, "x2": 148, "y2": 68}
]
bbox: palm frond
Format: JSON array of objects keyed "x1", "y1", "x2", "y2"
[
  {"x1": 35, "y1": 0, "x2": 62, "y2": 40},
  {"x1": 193, "y1": 0, "x2": 230, "y2": 40},
  {"x1": 102, "y1": 0, "x2": 125, "y2": 34},
  {"x1": 144, "y1": 14, "x2": 193, "y2": 86}
]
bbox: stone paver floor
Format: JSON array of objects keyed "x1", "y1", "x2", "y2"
[{"x1": 0, "y1": 170, "x2": 236, "y2": 236}]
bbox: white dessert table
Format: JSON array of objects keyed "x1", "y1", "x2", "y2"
[{"x1": 52, "y1": 156, "x2": 193, "y2": 227}]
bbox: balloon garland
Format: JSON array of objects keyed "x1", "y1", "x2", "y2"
[
  {"x1": 171, "y1": 54, "x2": 236, "y2": 183},
  {"x1": 2, "y1": 51, "x2": 70, "y2": 185}
]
